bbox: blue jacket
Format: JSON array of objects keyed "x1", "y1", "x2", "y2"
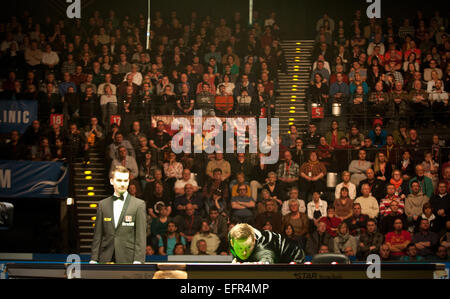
[{"x1": 369, "y1": 130, "x2": 387, "y2": 148}]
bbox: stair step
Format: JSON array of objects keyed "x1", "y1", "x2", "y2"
[
  {"x1": 74, "y1": 178, "x2": 106, "y2": 183},
  {"x1": 74, "y1": 167, "x2": 106, "y2": 171},
  {"x1": 78, "y1": 219, "x2": 95, "y2": 224},
  {"x1": 78, "y1": 227, "x2": 95, "y2": 233},
  {"x1": 76, "y1": 200, "x2": 101, "y2": 204},
  {"x1": 79, "y1": 232, "x2": 94, "y2": 237},
  {"x1": 78, "y1": 213, "x2": 97, "y2": 217}
]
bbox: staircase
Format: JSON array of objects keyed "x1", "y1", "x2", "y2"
[
  {"x1": 73, "y1": 148, "x2": 109, "y2": 254},
  {"x1": 276, "y1": 40, "x2": 315, "y2": 135}
]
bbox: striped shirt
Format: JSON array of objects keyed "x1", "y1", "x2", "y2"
[{"x1": 379, "y1": 196, "x2": 405, "y2": 216}]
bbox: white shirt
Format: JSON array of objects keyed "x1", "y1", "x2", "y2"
[
  {"x1": 307, "y1": 199, "x2": 328, "y2": 220},
  {"x1": 41, "y1": 51, "x2": 60, "y2": 66},
  {"x1": 335, "y1": 182, "x2": 357, "y2": 200},
  {"x1": 174, "y1": 176, "x2": 198, "y2": 191},
  {"x1": 282, "y1": 199, "x2": 306, "y2": 216},
  {"x1": 355, "y1": 195, "x2": 379, "y2": 219},
  {"x1": 124, "y1": 72, "x2": 143, "y2": 86},
  {"x1": 113, "y1": 191, "x2": 128, "y2": 228}
]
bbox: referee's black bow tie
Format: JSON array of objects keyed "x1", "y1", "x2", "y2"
[{"x1": 113, "y1": 195, "x2": 124, "y2": 201}]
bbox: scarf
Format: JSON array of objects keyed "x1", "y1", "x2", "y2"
[
  {"x1": 390, "y1": 178, "x2": 403, "y2": 190},
  {"x1": 337, "y1": 232, "x2": 350, "y2": 251}
]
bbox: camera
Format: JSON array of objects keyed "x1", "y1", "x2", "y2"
[{"x1": 0, "y1": 202, "x2": 14, "y2": 230}]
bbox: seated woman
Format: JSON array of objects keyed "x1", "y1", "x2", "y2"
[
  {"x1": 299, "y1": 151, "x2": 327, "y2": 201},
  {"x1": 325, "y1": 120, "x2": 345, "y2": 149},
  {"x1": 396, "y1": 150, "x2": 415, "y2": 181},
  {"x1": 374, "y1": 151, "x2": 392, "y2": 183},
  {"x1": 349, "y1": 72, "x2": 369, "y2": 95},
  {"x1": 317, "y1": 136, "x2": 334, "y2": 167},
  {"x1": 421, "y1": 151, "x2": 440, "y2": 190},
  {"x1": 282, "y1": 199, "x2": 310, "y2": 245},
  {"x1": 307, "y1": 191, "x2": 328, "y2": 227},
  {"x1": 306, "y1": 73, "x2": 329, "y2": 106},
  {"x1": 415, "y1": 202, "x2": 440, "y2": 233},
  {"x1": 282, "y1": 224, "x2": 303, "y2": 248},
  {"x1": 333, "y1": 222, "x2": 358, "y2": 256},
  {"x1": 389, "y1": 169, "x2": 410, "y2": 200},
  {"x1": 334, "y1": 187, "x2": 354, "y2": 221},
  {"x1": 281, "y1": 187, "x2": 306, "y2": 216},
  {"x1": 163, "y1": 151, "x2": 183, "y2": 190},
  {"x1": 204, "y1": 189, "x2": 227, "y2": 217},
  {"x1": 319, "y1": 206, "x2": 342, "y2": 238}
]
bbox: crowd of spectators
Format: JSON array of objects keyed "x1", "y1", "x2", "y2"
[
  {"x1": 307, "y1": 10, "x2": 449, "y2": 129},
  {"x1": 300, "y1": 9, "x2": 450, "y2": 261},
  {"x1": 0, "y1": 7, "x2": 449, "y2": 261}
]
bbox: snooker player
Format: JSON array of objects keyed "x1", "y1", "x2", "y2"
[{"x1": 229, "y1": 223, "x2": 305, "y2": 264}]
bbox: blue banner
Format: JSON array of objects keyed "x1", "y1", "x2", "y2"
[
  {"x1": 0, "y1": 161, "x2": 69, "y2": 198},
  {"x1": 0, "y1": 100, "x2": 37, "y2": 134}
]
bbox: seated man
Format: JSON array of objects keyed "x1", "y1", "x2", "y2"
[
  {"x1": 349, "y1": 149, "x2": 372, "y2": 186},
  {"x1": 206, "y1": 153, "x2": 231, "y2": 182},
  {"x1": 358, "y1": 219, "x2": 384, "y2": 260},
  {"x1": 110, "y1": 146, "x2": 139, "y2": 180},
  {"x1": 357, "y1": 168, "x2": 386, "y2": 200},
  {"x1": 207, "y1": 207, "x2": 228, "y2": 253},
  {"x1": 385, "y1": 217, "x2": 411, "y2": 258},
  {"x1": 355, "y1": 183, "x2": 379, "y2": 219},
  {"x1": 400, "y1": 243, "x2": 426, "y2": 262},
  {"x1": 379, "y1": 243, "x2": 393, "y2": 261},
  {"x1": 368, "y1": 81, "x2": 389, "y2": 116},
  {"x1": 83, "y1": 117, "x2": 105, "y2": 150},
  {"x1": 196, "y1": 82, "x2": 215, "y2": 116},
  {"x1": 344, "y1": 203, "x2": 369, "y2": 238},
  {"x1": 276, "y1": 150, "x2": 299, "y2": 189},
  {"x1": 411, "y1": 218, "x2": 439, "y2": 258},
  {"x1": 255, "y1": 199, "x2": 282, "y2": 234},
  {"x1": 176, "y1": 203, "x2": 203, "y2": 247},
  {"x1": 305, "y1": 221, "x2": 333, "y2": 256},
  {"x1": 190, "y1": 221, "x2": 221, "y2": 255},
  {"x1": 107, "y1": 132, "x2": 135, "y2": 161},
  {"x1": 176, "y1": 83, "x2": 195, "y2": 115},
  {"x1": 329, "y1": 72, "x2": 350, "y2": 103},
  {"x1": 231, "y1": 184, "x2": 256, "y2": 225},
  {"x1": 379, "y1": 199, "x2": 407, "y2": 235},
  {"x1": 229, "y1": 223, "x2": 305, "y2": 264},
  {"x1": 158, "y1": 221, "x2": 187, "y2": 256},
  {"x1": 174, "y1": 169, "x2": 199, "y2": 196},
  {"x1": 235, "y1": 90, "x2": 253, "y2": 115},
  {"x1": 379, "y1": 184, "x2": 405, "y2": 217},
  {"x1": 409, "y1": 164, "x2": 434, "y2": 199},
  {"x1": 173, "y1": 184, "x2": 204, "y2": 218},
  {"x1": 405, "y1": 181, "x2": 430, "y2": 227},
  {"x1": 230, "y1": 171, "x2": 251, "y2": 198}
]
